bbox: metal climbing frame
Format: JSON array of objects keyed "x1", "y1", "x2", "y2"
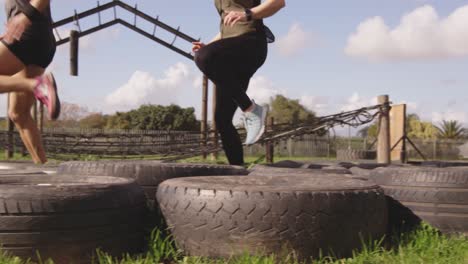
[{"x1": 52, "y1": 0, "x2": 198, "y2": 59}]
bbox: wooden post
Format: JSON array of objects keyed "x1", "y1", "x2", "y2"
[
  {"x1": 201, "y1": 75, "x2": 208, "y2": 159},
  {"x1": 377, "y1": 95, "x2": 391, "y2": 164},
  {"x1": 211, "y1": 84, "x2": 219, "y2": 161},
  {"x1": 5, "y1": 96, "x2": 13, "y2": 159},
  {"x1": 70, "y1": 30, "x2": 79, "y2": 76},
  {"x1": 390, "y1": 104, "x2": 407, "y2": 163},
  {"x1": 265, "y1": 117, "x2": 274, "y2": 163}
]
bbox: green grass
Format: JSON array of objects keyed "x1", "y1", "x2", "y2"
[
  {"x1": 0, "y1": 156, "x2": 466, "y2": 263},
  {"x1": 0, "y1": 216, "x2": 464, "y2": 264},
  {"x1": 90, "y1": 224, "x2": 467, "y2": 264}
]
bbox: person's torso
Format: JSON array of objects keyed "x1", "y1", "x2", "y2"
[
  {"x1": 4, "y1": 0, "x2": 52, "y2": 24},
  {"x1": 214, "y1": 0, "x2": 263, "y2": 39}
]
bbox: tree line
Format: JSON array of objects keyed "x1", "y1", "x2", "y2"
[
  {"x1": 0, "y1": 97, "x2": 465, "y2": 140},
  {"x1": 359, "y1": 114, "x2": 467, "y2": 140},
  {"x1": 0, "y1": 95, "x2": 318, "y2": 131}
]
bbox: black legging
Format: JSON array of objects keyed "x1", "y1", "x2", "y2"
[{"x1": 195, "y1": 31, "x2": 267, "y2": 165}]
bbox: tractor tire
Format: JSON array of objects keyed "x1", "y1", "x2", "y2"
[
  {"x1": 58, "y1": 161, "x2": 248, "y2": 203},
  {"x1": 0, "y1": 174, "x2": 146, "y2": 264},
  {"x1": 0, "y1": 169, "x2": 45, "y2": 175},
  {"x1": 371, "y1": 167, "x2": 468, "y2": 235},
  {"x1": 58, "y1": 161, "x2": 248, "y2": 228},
  {"x1": 249, "y1": 164, "x2": 351, "y2": 177},
  {"x1": 157, "y1": 174, "x2": 387, "y2": 259}
]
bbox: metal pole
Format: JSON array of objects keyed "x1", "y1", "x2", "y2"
[
  {"x1": 70, "y1": 30, "x2": 79, "y2": 76},
  {"x1": 211, "y1": 84, "x2": 219, "y2": 161},
  {"x1": 201, "y1": 75, "x2": 208, "y2": 159},
  {"x1": 401, "y1": 104, "x2": 407, "y2": 163},
  {"x1": 377, "y1": 95, "x2": 391, "y2": 164}
]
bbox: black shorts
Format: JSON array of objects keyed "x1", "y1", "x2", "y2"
[{"x1": 1, "y1": 23, "x2": 56, "y2": 68}]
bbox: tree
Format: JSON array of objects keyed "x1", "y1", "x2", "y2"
[
  {"x1": 105, "y1": 112, "x2": 131, "y2": 130},
  {"x1": 407, "y1": 114, "x2": 437, "y2": 140},
  {"x1": 357, "y1": 113, "x2": 437, "y2": 140},
  {"x1": 106, "y1": 104, "x2": 200, "y2": 131},
  {"x1": 436, "y1": 120, "x2": 466, "y2": 139},
  {"x1": 269, "y1": 95, "x2": 318, "y2": 124},
  {"x1": 44, "y1": 102, "x2": 91, "y2": 129},
  {"x1": 358, "y1": 124, "x2": 378, "y2": 138},
  {"x1": 79, "y1": 113, "x2": 108, "y2": 129}
]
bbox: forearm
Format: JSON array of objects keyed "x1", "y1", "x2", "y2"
[
  {"x1": 29, "y1": 0, "x2": 50, "y2": 13},
  {"x1": 251, "y1": 0, "x2": 286, "y2": 20}
]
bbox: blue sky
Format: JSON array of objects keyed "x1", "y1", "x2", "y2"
[{"x1": 1, "y1": 0, "x2": 468, "y2": 131}]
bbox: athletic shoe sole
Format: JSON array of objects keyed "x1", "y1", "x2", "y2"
[
  {"x1": 248, "y1": 105, "x2": 269, "y2": 145},
  {"x1": 48, "y1": 73, "x2": 61, "y2": 120}
]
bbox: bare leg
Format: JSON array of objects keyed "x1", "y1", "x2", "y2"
[
  {"x1": 0, "y1": 43, "x2": 36, "y2": 93},
  {"x1": 0, "y1": 42, "x2": 47, "y2": 164},
  {"x1": 8, "y1": 67, "x2": 47, "y2": 164}
]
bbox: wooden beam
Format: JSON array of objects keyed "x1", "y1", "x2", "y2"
[{"x1": 377, "y1": 95, "x2": 391, "y2": 164}]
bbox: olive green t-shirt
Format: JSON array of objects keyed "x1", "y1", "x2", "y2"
[{"x1": 215, "y1": 0, "x2": 263, "y2": 39}]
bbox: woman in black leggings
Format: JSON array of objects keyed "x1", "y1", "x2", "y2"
[{"x1": 193, "y1": 0, "x2": 286, "y2": 166}]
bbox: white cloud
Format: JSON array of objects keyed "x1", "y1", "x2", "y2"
[
  {"x1": 299, "y1": 95, "x2": 330, "y2": 115},
  {"x1": 246, "y1": 76, "x2": 285, "y2": 105},
  {"x1": 398, "y1": 100, "x2": 419, "y2": 112},
  {"x1": 275, "y1": 23, "x2": 312, "y2": 57},
  {"x1": 105, "y1": 62, "x2": 196, "y2": 113},
  {"x1": 345, "y1": 5, "x2": 468, "y2": 61},
  {"x1": 340, "y1": 93, "x2": 377, "y2": 112}
]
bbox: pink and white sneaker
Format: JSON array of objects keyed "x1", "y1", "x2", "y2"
[{"x1": 34, "y1": 72, "x2": 61, "y2": 120}]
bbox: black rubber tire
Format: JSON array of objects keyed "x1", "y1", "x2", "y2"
[
  {"x1": 57, "y1": 161, "x2": 248, "y2": 199},
  {"x1": 371, "y1": 167, "x2": 468, "y2": 235},
  {"x1": 339, "y1": 162, "x2": 392, "y2": 170},
  {"x1": 0, "y1": 161, "x2": 32, "y2": 170},
  {"x1": 267, "y1": 160, "x2": 304, "y2": 168},
  {"x1": 24, "y1": 164, "x2": 59, "y2": 174},
  {"x1": 0, "y1": 170, "x2": 46, "y2": 175},
  {"x1": 0, "y1": 162, "x2": 58, "y2": 174},
  {"x1": 249, "y1": 164, "x2": 351, "y2": 176},
  {"x1": 336, "y1": 149, "x2": 377, "y2": 161},
  {"x1": 349, "y1": 167, "x2": 373, "y2": 180},
  {"x1": 0, "y1": 174, "x2": 146, "y2": 264},
  {"x1": 418, "y1": 161, "x2": 468, "y2": 168},
  {"x1": 57, "y1": 161, "x2": 248, "y2": 229},
  {"x1": 157, "y1": 174, "x2": 387, "y2": 259}
]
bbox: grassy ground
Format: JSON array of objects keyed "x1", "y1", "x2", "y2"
[
  {"x1": 95, "y1": 224, "x2": 468, "y2": 264},
  {"x1": 0, "y1": 155, "x2": 467, "y2": 263},
  {"x1": 3, "y1": 224, "x2": 462, "y2": 264}
]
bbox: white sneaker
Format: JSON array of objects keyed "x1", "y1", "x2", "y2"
[{"x1": 243, "y1": 102, "x2": 268, "y2": 145}]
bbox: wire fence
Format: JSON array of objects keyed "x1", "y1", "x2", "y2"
[{"x1": 1, "y1": 104, "x2": 387, "y2": 160}]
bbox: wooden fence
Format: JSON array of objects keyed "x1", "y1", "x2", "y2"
[{"x1": 1, "y1": 128, "x2": 467, "y2": 160}]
